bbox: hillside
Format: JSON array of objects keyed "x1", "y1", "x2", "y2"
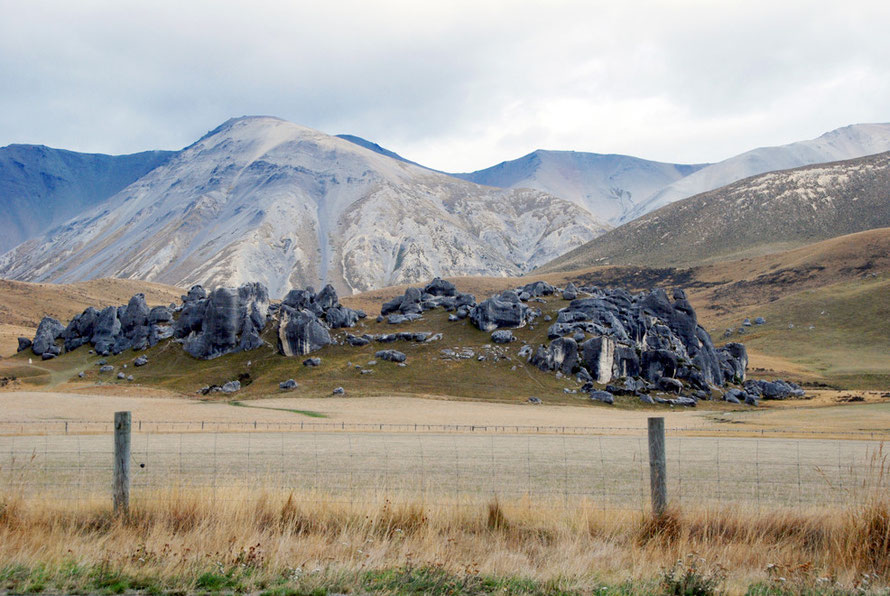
[
  {"x1": 0, "y1": 117, "x2": 608, "y2": 296},
  {"x1": 0, "y1": 144, "x2": 173, "y2": 252},
  {"x1": 0, "y1": 278, "x2": 182, "y2": 357},
  {"x1": 450, "y1": 123, "x2": 890, "y2": 224},
  {"x1": 3, "y1": 230, "x2": 888, "y2": 395},
  {"x1": 541, "y1": 151, "x2": 890, "y2": 273},
  {"x1": 621, "y1": 122, "x2": 890, "y2": 221}
]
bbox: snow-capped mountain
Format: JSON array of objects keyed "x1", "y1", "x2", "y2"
[
  {"x1": 0, "y1": 145, "x2": 173, "y2": 252},
  {"x1": 452, "y1": 150, "x2": 706, "y2": 224},
  {"x1": 621, "y1": 123, "x2": 890, "y2": 222},
  {"x1": 0, "y1": 117, "x2": 609, "y2": 296}
]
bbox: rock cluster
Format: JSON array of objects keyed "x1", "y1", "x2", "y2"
[
  {"x1": 277, "y1": 285, "x2": 363, "y2": 356},
  {"x1": 177, "y1": 284, "x2": 269, "y2": 359},
  {"x1": 23, "y1": 294, "x2": 175, "y2": 359},
  {"x1": 524, "y1": 285, "x2": 750, "y2": 403},
  {"x1": 382, "y1": 278, "x2": 476, "y2": 321},
  {"x1": 22, "y1": 281, "x2": 363, "y2": 362}
]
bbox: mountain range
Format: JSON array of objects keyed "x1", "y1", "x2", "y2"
[
  {"x1": 0, "y1": 117, "x2": 607, "y2": 296},
  {"x1": 540, "y1": 150, "x2": 890, "y2": 272},
  {"x1": 1, "y1": 117, "x2": 889, "y2": 295},
  {"x1": 0, "y1": 145, "x2": 173, "y2": 252}
]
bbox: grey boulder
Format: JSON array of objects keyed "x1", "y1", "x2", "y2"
[{"x1": 375, "y1": 349, "x2": 407, "y2": 363}]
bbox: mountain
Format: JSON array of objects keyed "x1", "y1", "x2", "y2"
[
  {"x1": 453, "y1": 150, "x2": 707, "y2": 224},
  {"x1": 452, "y1": 123, "x2": 890, "y2": 225},
  {"x1": 539, "y1": 151, "x2": 890, "y2": 273},
  {"x1": 0, "y1": 144, "x2": 173, "y2": 252},
  {"x1": 0, "y1": 116, "x2": 609, "y2": 297},
  {"x1": 622, "y1": 123, "x2": 890, "y2": 222},
  {"x1": 335, "y1": 134, "x2": 421, "y2": 167}
]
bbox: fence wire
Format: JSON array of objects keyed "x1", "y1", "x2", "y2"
[{"x1": 1, "y1": 422, "x2": 887, "y2": 510}]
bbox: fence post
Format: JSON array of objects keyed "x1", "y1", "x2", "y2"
[
  {"x1": 114, "y1": 411, "x2": 131, "y2": 516},
  {"x1": 648, "y1": 417, "x2": 667, "y2": 515}
]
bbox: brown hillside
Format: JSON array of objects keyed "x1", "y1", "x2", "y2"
[{"x1": 540, "y1": 151, "x2": 890, "y2": 273}]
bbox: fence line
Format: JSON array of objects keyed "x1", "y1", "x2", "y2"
[
  {"x1": 2, "y1": 419, "x2": 888, "y2": 439},
  {"x1": 2, "y1": 413, "x2": 887, "y2": 514}
]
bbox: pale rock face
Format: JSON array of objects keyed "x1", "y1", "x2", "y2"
[
  {"x1": 0, "y1": 117, "x2": 609, "y2": 296},
  {"x1": 453, "y1": 124, "x2": 890, "y2": 225},
  {"x1": 622, "y1": 123, "x2": 890, "y2": 221}
]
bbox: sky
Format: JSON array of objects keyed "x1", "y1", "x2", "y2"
[{"x1": 1, "y1": 0, "x2": 889, "y2": 172}]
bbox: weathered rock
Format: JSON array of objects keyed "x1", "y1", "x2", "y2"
[
  {"x1": 641, "y1": 349, "x2": 678, "y2": 383},
  {"x1": 148, "y1": 306, "x2": 173, "y2": 324},
  {"x1": 183, "y1": 283, "x2": 270, "y2": 359},
  {"x1": 346, "y1": 334, "x2": 371, "y2": 347},
  {"x1": 375, "y1": 349, "x2": 407, "y2": 363},
  {"x1": 717, "y1": 343, "x2": 748, "y2": 384},
  {"x1": 580, "y1": 336, "x2": 615, "y2": 384},
  {"x1": 332, "y1": 386, "x2": 345, "y2": 395},
  {"x1": 469, "y1": 291, "x2": 529, "y2": 332},
  {"x1": 491, "y1": 330, "x2": 515, "y2": 344},
  {"x1": 134, "y1": 355, "x2": 148, "y2": 367},
  {"x1": 220, "y1": 380, "x2": 241, "y2": 393},
  {"x1": 530, "y1": 337, "x2": 578, "y2": 375},
  {"x1": 639, "y1": 393, "x2": 656, "y2": 405},
  {"x1": 424, "y1": 277, "x2": 457, "y2": 297},
  {"x1": 325, "y1": 305, "x2": 360, "y2": 329},
  {"x1": 32, "y1": 316, "x2": 65, "y2": 356},
  {"x1": 279, "y1": 379, "x2": 298, "y2": 390},
  {"x1": 744, "y1": 379, "x2": 805, "y2": 400},
  {"x1": 518, "y1": 281, "x2": 557, "y2": 297},
  {"x1": 117, "y1": 372, "x2": 126, "y2": 379},
  {"x1": 303, "y1": 357, "x2": 322, "y2": 367},
  {"x1": 528, "y1": 397, "x2": 542, "y2": 404},
  {"x1": 99, "y1": 365, "x2": 114, "y2": 373},
  {"x1": 754, "y1": 317, "x2": 766, "y2": 325},
  {"x1": 589, "y1": 390, "x2": 614, "y2": 405},
  {"x1": 657, "y1": 377, "x2": 684, "y2": 394},
  {"x1": 17, "y1": 337, "x2": 32, "y2": 352},
  {"x1": 278, "y1": 306, "x2": 331, "y2": 357},
  {"x1": 562, "y1": 282, "x2": 578, "y2": 301}
]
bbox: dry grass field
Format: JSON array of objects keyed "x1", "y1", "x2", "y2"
[{"x1": 2, "y1": 232, "x2": 890, "y2": 593}]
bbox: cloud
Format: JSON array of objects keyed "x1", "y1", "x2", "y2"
[{"x1": 0, "y1": 0, "x2": 888, "y2": 170}]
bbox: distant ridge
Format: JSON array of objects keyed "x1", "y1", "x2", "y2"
[
  {"x1": 539, "y1": 151, "x2": 890, "y2": 273},
  {"x1": 0, "y1": 116, "x2": 608, "y2": 296},
  {"x1": 0, "y1": 145, "x2": 173, "y2": 251}
]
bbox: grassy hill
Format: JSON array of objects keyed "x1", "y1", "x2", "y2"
[
  {"x1": 541, "y1": 151, "x2": 890, "y2": 273},
  {"x1": 2, "y1": 229, "x2": 888, "y2": 400}
]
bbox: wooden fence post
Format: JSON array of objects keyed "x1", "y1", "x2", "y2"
[
  {"x1": 114, "y1": 411, "x2": 131, "y2": 515},
  {"x1": 648, "y1": 417, "x2": 667, "y2": 515}
]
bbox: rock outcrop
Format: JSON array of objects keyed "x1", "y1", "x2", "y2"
[
  {"x1": 179, "y1": 283, "x2": 270, "y2": 359},
  {"x1": 524, "y1": 285, "x2": 749, "y2": 402},
  {"x1": 381, "y1": 278, "x2": 476, "y2": 320},
  {"x1": 469, "y1": 290, "x2": 530, "y2": 332}
]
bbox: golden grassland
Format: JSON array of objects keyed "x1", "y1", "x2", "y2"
[{"x1": 1, "y1": 487, "x2": 889, "y2": 595}]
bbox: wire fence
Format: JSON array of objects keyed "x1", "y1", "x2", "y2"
[{"x1": 1, "y1": 420, "x2": 887, "y2": 511}]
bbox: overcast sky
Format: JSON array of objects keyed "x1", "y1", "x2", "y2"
[{"x1": 1, "y1": 0, "x2": 888, "y2": 171}]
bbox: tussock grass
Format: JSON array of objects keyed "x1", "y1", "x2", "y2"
[{"x1": 1, "y1": 486, "x2": 889, "y2": 594}]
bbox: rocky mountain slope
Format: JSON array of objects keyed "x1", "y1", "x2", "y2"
[
  {"x1": 621, "y1": 123, "x2": 890, "y2": 222},
  {"x1": 0, "y1": 144, "x2": 173, "y2": 252},
  {"x1": 540, "y1": 151, "x2": 890, "y2": 272},
  {"x1": 453, "y1": 150, "x2": 706, "y2": 224},
  {"x1": 0, "y1": 117, "x2": 608, "y2": 297},
  {"x1": 451, "y1": 123, "x2": 890, "y2": 225}
]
